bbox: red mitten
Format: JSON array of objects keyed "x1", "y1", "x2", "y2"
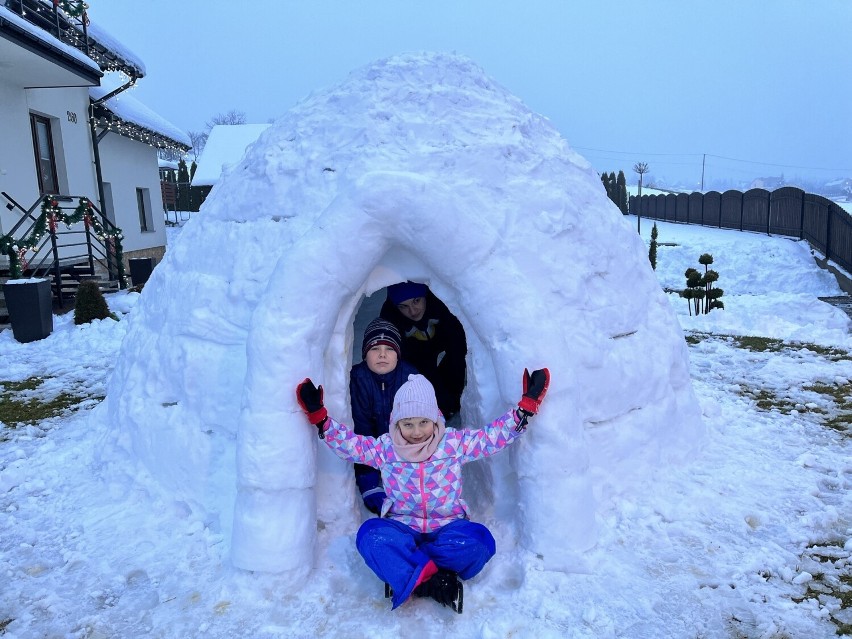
[
  {"x1": 518, "y1": 368, "x2": 550, "y2": 415},
  {"x1": 296, "y1": 378, "x2": 328, "y2": 436}
]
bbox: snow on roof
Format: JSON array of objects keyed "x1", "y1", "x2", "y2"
[
  {"x1": 90, "y1": 74, "x2": 191, "y2": 149},
  {"x1": 192, "y1": 124, "x2": 271, "y2": 186},
  {"x1": 0, "y1": 5, "x2": 101, "y2": 75},
  {"x1": 86, "y1": 19, "x2": 146, "y2": 77}
]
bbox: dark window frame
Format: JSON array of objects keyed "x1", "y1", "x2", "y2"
[
  {"x1": 30, "y1": 113, "x2": 60, "y2": 195},
  {"x1": 137, "y1": 187, "x2": 149, "y2": 232}
]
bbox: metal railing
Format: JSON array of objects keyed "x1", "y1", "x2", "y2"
[{"x1": 2, "y1": 192, "x2": 125, "y2": 307}]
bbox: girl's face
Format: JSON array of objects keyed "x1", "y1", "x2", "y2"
[
  {"x1": 365, "y1": 344, "x2": 398, "y2": 374},
  {"x1": 397, "y1": 417, "x2": 436, "y2": 444}
]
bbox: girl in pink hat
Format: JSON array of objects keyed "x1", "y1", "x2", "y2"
[{"x1": 296, "y1": 369, "x2": 550, "y2": 612}]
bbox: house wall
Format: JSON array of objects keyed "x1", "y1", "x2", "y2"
[
  {"x1": 0, "y1": 78, "x2": 38, "y2": 236},
  {"x1": 98, "y1": 131, "x2": 166, "y2": 254},
  {"x1": 0, "y1": 82, "x2": 98, "y2": 235},
  {"x1": 26, "y1": 87, "x2": 99, "y2": 199}
]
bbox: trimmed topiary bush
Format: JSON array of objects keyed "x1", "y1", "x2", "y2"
[
  {"x1": 74, "y1": 280, "x2": 116, "y2": 325},
  {"x1": 680, "y1": 254, "x2": 723, "y2": 315}
]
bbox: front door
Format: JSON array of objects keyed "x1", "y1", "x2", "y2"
[{"x1": 30, "y1": 113, "x2": 59, "y2": 195}]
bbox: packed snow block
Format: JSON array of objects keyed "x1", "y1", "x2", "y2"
[
  {"x1": 231, "y1": 485, "x2": 315, "y2": 577},
  {"x1": 98, "y1": 52, "x2": 703, "y2": 580}
]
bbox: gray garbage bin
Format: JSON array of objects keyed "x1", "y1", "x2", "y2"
[{"x1": 3, "y1": 278, "x2": 53, "y2": 343}]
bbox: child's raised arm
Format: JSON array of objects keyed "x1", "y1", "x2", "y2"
[
  {"x1": 296, "y1": 378, "x2": 329, "y2": 438},
  {"x1": 295, "y1": 377, "x2": 385, "y2": 467}
]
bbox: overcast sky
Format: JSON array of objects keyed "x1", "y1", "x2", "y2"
[{"x1": 90, "y1": 0, "x2": 850, "y2": 187}]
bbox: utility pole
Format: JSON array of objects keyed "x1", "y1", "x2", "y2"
[
  {"x1": 701, "y1": 154, "x2": 706, "y2": 192},
  {"x1": 633, "y1": 162, "x2": 649, "y2": 234}
]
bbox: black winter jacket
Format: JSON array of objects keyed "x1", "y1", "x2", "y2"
[
  {"x1": 380, "y1": 289, "x2": 467, "y2": 417},
  {"x1": 349, "y1": 359, "x2": 419, "y2": 501}
]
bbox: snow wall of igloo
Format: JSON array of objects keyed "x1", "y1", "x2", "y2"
[{"x1": 97, "y1": 52, "x2": 704, "y2": 581}]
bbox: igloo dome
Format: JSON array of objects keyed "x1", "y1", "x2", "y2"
[{"x1": 99, "y1": 52, "x2": 703, "y2": 581}]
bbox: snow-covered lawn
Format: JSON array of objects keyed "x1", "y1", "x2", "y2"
[{"x1": 1, "y1": 220, "x2": 850, "y2": 638}]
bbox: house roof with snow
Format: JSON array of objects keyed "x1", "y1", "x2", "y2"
[
  {"x1": 0, "y1": 1, "x2": 145, "y2": 79},
  {"x1": 0, "y1": 4, "x2": 101, "y2": 86},
  {"x1": 90, "y1": 74, "x2": 191, "y2": 153},
  {"x1": 192, "y1": 124, "x2": 271, "y2": 186}
]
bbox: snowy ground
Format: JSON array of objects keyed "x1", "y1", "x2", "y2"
[{"x1": 1, "y1": 218, "x2": 850, "y2": 638}]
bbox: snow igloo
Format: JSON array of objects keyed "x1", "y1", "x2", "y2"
[{"x1": 99, "y1": 52, "x2": 703, "y2": 581}]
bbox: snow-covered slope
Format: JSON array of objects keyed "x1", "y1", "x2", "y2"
[{"x1": 1, "y1": 219, "x2": 849, "y2": 637}]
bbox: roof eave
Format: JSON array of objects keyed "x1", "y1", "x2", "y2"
[
  {"x1": 0, "y1": 15, "x2": 102, "y2": 85},
  {"x1": 93, "y1": 104, "x2": 191, "y2": 153}
]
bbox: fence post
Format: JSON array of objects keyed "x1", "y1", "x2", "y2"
[
  {"x1": 825, "y1": 206, "x2": 832, "y2": 263},
  {"x1": 766, "y1": 189, "x2": 771, "y2": 235},
  {"x1": 739, "y1": 191, "x2": 744, "y2": 232},
  {"x1": 798, "y1": 191, "x2": 805, "y2": 240}
]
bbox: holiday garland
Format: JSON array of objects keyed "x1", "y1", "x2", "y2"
[
  {"x1": 56, "y1": 0, "x2": 89, "y2": 19},
  {"x1": 0, "y1": 196, "x2": 125, "y2": 285}
]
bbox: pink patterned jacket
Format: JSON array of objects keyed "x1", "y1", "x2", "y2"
[{"x1": 322, "y1": 409, "x2": 525, "y2": 533}]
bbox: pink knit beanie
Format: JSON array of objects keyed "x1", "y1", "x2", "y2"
[{"x1": 390, "y1": 374, "x2": 439, "y2": 425}]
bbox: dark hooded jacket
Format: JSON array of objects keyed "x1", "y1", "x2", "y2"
[{"x1": 380, "y1": 288, "x2": 467, "y2": 418}]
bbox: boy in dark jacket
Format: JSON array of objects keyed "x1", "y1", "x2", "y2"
[
  {"x1": 380, "y1": 282, "x2": 467, "y2": 421},
  {"x1": 350, "y1": 318, "x2": 418, "y2": 514}
]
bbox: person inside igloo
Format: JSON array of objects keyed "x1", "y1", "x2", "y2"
[
  {"x1": 380, "y1": 281, "x2": 468, "y2": 423},
  {"x1": 349, "y1": 318, "x2": 418, "y2": 514}
]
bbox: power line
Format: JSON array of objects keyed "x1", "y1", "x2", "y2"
[
  {"x1": 573, "y1": 146, "x2": 700, "y2": 159},
  {"x1": 705, "y1": 154, "x2": 852, "y2": 173},
  {"x1": 573, "y1": 146, "x2": 851, "y2": 174}
]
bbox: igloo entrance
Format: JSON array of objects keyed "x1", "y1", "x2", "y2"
[{"x1": 228, "y1": 228, "x2": 546, "y2": 576}]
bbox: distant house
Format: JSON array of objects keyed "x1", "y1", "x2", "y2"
[
  {"x1": 748, "y1": 176, "x2": 786, "y2": 190},
  {"x1": 192, "y1": 124, "x2": 270, "y2": 204},
  {"x1": 823, "y1": 177, "x2": 852, "y2": 200},
  {"x1": 0, "y1": 0, "x2": 189, "y2": 304}
]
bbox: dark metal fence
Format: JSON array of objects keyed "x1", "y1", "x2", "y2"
[{"x1": 629, "y1": 188, "x2": 852, "y2": 274}]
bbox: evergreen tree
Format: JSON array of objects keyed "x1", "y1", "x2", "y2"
[
  {"x1": 617, "y1": 170, "x2": 628, "y2": 213},
  {"x1": 649, "y1": 223, "x2": 658, "y2": 270},
  {"x1": 177, "y1": 159, "x2": 191, "y2": 211},
  {"x1": 74, "y1": 280, "x2": 114, "y2": 325}
]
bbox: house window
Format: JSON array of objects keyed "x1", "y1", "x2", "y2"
[
  {"x1": 30, "y1": 114, "x2": 59, "y2": 195},
  {"x1": 137, "y1": 187, "x2": 153, "y2": 232}
]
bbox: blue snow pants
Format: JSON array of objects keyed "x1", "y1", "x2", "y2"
[{"x1": 356, "y1": 517, "x2": 496, "y2": 609}]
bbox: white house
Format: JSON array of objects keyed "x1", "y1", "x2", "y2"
[{"x1": 0, "y1": 0, "x2": 189, "y2": 302}]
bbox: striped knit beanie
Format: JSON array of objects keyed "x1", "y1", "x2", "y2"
[
  {"x1": 390, "y1": 374, "x2": 439, "y2": 425},
  {"x1": 361, "y1": 318, "x2": 402, "y2": 360}
]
